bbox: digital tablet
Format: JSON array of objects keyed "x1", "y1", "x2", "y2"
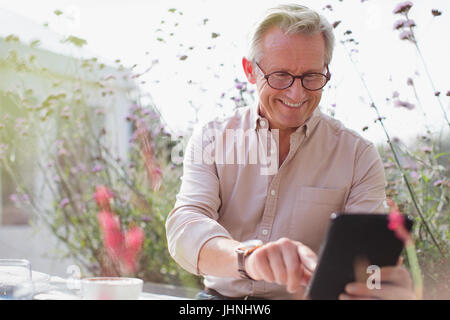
[{"x1": 305, "y1": 212, "x2": 414, "y2": 300}]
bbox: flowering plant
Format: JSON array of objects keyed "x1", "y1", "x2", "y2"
[
  {"x1": 387, "y1": 198, "x2": 423, "y2": 299},
  {"x1": 0, "y1": 33, "x2": 200, "y2": 288}
]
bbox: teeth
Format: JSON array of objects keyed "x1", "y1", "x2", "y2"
[{"x1": 281, "y1": 100, "x2": 303, "y2": 108}]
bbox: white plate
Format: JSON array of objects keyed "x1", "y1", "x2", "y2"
[
  {"x1": 31, "y1": 271, "x2": 51, "y2": 283},
  {"x1": 31, "y1": 271, "x2": 52, "y2": 294}
]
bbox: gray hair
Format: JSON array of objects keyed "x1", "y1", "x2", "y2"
[{"x1": 247, "y1": 4, "x2": 335, "y2": 65}]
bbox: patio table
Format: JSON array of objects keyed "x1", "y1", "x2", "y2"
[{"x1": 31, "y1": 273, "x2": 190, "y2": 300}]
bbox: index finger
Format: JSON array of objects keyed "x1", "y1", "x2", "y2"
[{"x1": 297, "y1": 245, "x2": 317, "y2": 273}]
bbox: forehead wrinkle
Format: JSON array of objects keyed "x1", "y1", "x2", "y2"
[{"x1": 259, "y1": 27, "x2": 325, "y2": 74}]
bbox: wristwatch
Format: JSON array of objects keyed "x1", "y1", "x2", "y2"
[{"x1": 235, "y1": 239, "x2": 263, "y2": 280}]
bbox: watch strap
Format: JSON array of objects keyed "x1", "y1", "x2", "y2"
[{"x1": 237, "y1": 244, "x2": 261, "y2": 280}]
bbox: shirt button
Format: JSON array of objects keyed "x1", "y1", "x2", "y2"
[
  {"x1": 259, "y1": 119, "x2": 266, "y2": 127},
  {"x1": 270, "y1": 189, "x2": 276, "y2": 196},
  {"x1": 261, "y1": 229, "x2": 269, "y2": 236}
]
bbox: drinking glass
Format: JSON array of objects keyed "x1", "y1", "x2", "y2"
[{"x1": 0, "y1": 259, "x2": 34, "y2": 300}]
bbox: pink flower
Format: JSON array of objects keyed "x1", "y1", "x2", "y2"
[
  {"x1": 393, "y1": 1, "x2": 413, "y2": 15},
  {"x1": 122, "y1": 226, "x2": 145, "y2": 273},
  {"x1": 97, "y1": 211, "x2": 124, "y2": 259},
  {"x1": 150, "y1": 166, "x2": 163, "y2": 191},
  {"x1": 388, "y1": 211, "x2": 405, "y2": 231},
  {"x1": 97, "y1": 210, "x2": 145, "y2": 274},
  {"x1": 9, "y1": 194, "x2": 19, "y2": 203},
  {"x1": 387, "y1": 199, "x2": 411, "y2": 244},
  {"x1": 94, "y1": 185, "x2": 114, "y2": 211}
]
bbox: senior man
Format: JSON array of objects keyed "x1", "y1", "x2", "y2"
[{"x1": 166, "y1": 4, "x2": 415, "y2": 300}]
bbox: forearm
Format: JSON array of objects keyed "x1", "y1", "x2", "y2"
[{"x1": 198, "y1": 236, "x2": 242, "y2": 278}]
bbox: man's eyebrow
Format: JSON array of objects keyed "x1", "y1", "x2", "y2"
[{"x1": 270, "y1": 66, "x2": 325, "y2": 74}]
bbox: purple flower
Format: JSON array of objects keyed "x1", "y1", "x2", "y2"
[
  {"x1": 433, "y1": 180, "x2": 446, "y2": 187},
  {"x1": 404, "y1": 19, "x2": 416, "y2": 28},
  {"x1": 92, "y1": 164, "x2": 104, "y2": 173},
  {"x1": 407, "y1": 78, "x2": 414, "y2": 86},
  {"x1": 9, "y1": 194, "x2": 19, "y2": 203},
  {"x1": 235, "y1": 81, "x2": 246, "y2": 90},
  {"x1": 399, "y1": 30, "x2": 413, "y2": 41},
  {"x1": 59, "y1": 198, "x2": 70, "y2": 208},
  {"x1": 394, "y1": 100, "x2": 415, "y2": 110},
  {"x1": 141, "y1": 215, "x2": 152, "y2": 223},
  {"x1": 392, "y1": 91, "x2": 400, "y2": 98},
  {"x1": 22, "y1": 194, "x2": 30, "y2": 203},
  {"x1": 393, "y1": 1, "x2": 413, "y2": 15},
  {"x1": 410, "y1": 171, "x2": 419, "y2": 181},
  {"x1": 421, "y1": 146, "x2": 432, "y2": 154},
  {"x1": 393, "y1": 19, "x2": 406, "y2": 30}
]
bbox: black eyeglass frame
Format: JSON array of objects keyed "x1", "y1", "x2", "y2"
[{"x1": 255, "y1": 62, "x2": 331, "y2": 91}]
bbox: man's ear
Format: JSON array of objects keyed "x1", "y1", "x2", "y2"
[{"x1": 242, "y1": 57, "x2": 256, "y2": 84}]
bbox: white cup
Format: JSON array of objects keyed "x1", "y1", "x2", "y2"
[{"x1": 81, "y1": 277, "x2": 143, "y2": 300}]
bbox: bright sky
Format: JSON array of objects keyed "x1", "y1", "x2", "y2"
[{"x1": 1, "y1": 0, "x2": 449, "y2": 145}]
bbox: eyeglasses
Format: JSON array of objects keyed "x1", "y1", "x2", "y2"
[{"x1": 255, "y1": 62, "x2": 331, "y2": 91}]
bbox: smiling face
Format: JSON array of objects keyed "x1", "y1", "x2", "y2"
[{"x1": 243, "y1": 27, "x2": 327, "y2": 133}]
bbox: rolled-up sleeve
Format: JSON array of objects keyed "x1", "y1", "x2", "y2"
[
  {"x1": 165, "y1": 126, "x2": 232, "y2": 275},
  {"x1": 344, "y1": 143, "x2": 387, "y2": 214}
]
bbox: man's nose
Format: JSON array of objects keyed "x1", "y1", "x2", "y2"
[{"x1": 284, "y1": 77, "x2": 306, "y2": 101}]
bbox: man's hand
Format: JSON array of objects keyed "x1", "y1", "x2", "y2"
[
  {"x1": 339, "y1": 259, "x2": 416, "y2": 300},
  {"x1": 245, "y1": 237, "x2": 317, "y2": 294}
]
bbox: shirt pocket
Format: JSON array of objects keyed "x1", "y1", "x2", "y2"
[{"x1": 289, "y1": 186, "x2": 347, "y2": 253}]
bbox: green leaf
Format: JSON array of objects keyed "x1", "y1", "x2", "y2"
[
  {"x1": 168, "y1": 8, "x2": 176, "y2": 13},
  {"x1": 30, "y1": 39, "x2": 41, "y2": 48},
  {"x1": 179, "y1": 55, "x2": 188, "y2": 61},
  {"x1": 433, "y1": 152, "x2": 450, "y2": 160},
  {"x1": 63, "y1": 35, "x2": 87, "y2": 48},
  {"x1": 54, "y1": 10, "x2": 63, "y2": 16},
  {"x1": 211, "y1": 32, "x2": 220, "y2": 39}
]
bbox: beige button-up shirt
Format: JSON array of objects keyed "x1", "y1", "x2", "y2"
[{"x1": 166, "y1": 104, "x2": 387, "y2": 299}]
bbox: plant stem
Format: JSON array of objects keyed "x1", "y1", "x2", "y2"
[
  {"x1": 342, "y1": 42, "x2": 447, "y2": 258},
  {"x1": 406, "y1": 241, "x2": 423, "y2": 299},
  {"x1": 406, "y1": 13, "x2": 450, "y2": 129}
]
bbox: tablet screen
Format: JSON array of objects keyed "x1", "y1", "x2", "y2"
[{"x1": 305, "y1": 213, "x2": 414, "y2": 300}]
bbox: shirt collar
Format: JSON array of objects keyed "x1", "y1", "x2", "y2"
[{"x1": 250, "y1": 102, "x2": 322, "y2": 137}]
